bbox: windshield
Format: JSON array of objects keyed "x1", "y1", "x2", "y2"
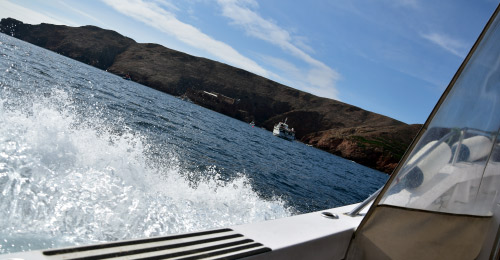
[{"x1": 380, "y1": 11, "x2": 500, "y2": 216}]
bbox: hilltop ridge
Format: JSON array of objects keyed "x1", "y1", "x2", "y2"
[{"x1": 0, "y1": 18, "x2": 421, "y2": 174}]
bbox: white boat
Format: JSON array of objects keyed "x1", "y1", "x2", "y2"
[
  {"x1": 3, "y1": 4, "x2": 500, "y2": 260},
  {"x1": 273, "y1": 118, "x2": 295, "y2": 141}
]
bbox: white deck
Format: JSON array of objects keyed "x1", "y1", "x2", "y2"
[{"x1": 233, "y1": 203, "x2": 364, "y2": 260}]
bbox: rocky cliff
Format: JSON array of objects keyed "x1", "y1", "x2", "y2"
[{"x1": 0, "y1": 18, "x2": 422, "y2": 174}]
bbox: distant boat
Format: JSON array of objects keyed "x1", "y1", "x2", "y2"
[
  {"x1": 123, "y1": 74, "x2": 131, "y2": 80},
  {"x1": 250, "y1": 121, "x2": 255, "y2": 127},
  {"x1": 273, "y1": 118, "x2": 295, "y2": 141}
]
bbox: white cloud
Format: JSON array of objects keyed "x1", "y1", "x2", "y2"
[
  {"x1": 150, "y1": 0, "x2": 179, "y2": 12},
  {"x1": 58, "y1": 1, "x2": 107, "y2": 26},
  {"x1": 293, "y1": 36, "x2": 315, "y2": 55},
  {"x1": 262, "y1": 56, "x2": 301, "y2": 76},
  {"x1": 421, "y1": 32, "x2": 467, "y2": 58},
  {"x1": 217, "y1": 0, "x2": 340, "y2": 100},
  {"x1": 101, "y1": 0, "x2": 270, "y2": 77},
  {"x1": 261, "y1": 55, "x2": 340, "y2": 100},
  {"x1": 0, "y1": 0, "x2": 76, "y2": 26}
]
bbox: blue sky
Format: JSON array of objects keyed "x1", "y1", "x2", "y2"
[{"x1": 1, "y1": 0, "x2": 498, "y2": 124}]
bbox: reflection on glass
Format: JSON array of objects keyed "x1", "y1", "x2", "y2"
[{"x1": 383, "y1": 128, "x2": 498, "y2": 215}]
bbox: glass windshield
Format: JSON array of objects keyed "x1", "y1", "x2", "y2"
[{"x1": 380, "y1": 12, "x2": 500, "y2": 216}]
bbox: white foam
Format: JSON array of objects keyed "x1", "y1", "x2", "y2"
[{"x1": 0, "y1": 88, "x2": 292, "y2": 254}]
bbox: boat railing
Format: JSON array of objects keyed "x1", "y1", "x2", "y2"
[{"x1": 345, "y1": 187, "x2": 382, "y2": 217}]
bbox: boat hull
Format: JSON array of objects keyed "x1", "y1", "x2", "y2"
[{"x1": 273, "y1": 127, "x2": 295, "y2": 141}]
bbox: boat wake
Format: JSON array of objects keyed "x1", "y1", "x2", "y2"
[{"x1": 0, "y1": 88, "x2": 291, "y2": 254}]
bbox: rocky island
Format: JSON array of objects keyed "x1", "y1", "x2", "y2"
[{"x1": 0, "y1": 18, "x2": 422, "y2": 174}]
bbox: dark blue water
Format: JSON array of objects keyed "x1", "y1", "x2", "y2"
[{"x1": 0, "y1": 34, "x2": 387, "y2": 253}]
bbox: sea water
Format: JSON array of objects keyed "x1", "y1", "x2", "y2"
[{"x1": 0, "y1": 34, "x2": 388, "y2": 254}]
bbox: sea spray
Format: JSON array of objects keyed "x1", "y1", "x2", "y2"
[{"x1": 0, "y1": 87, "x2": 292, "y2": 254}]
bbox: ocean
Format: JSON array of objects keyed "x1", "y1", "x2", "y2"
[{"x1": 0, "y1": 34, "x2": 388, "y2": 254}]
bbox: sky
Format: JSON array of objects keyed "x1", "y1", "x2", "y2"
[{"x1": 0, "y1": 0, "x2": 498, "y2": 124}]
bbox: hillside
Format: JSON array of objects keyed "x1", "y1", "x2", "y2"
[{"x1": 0, "y1": 18, "x2": 421, "y2": 174}]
